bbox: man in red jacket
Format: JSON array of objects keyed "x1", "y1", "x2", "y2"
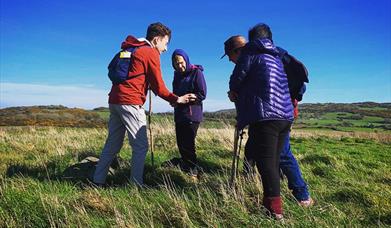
[{"x1": 93, "y1": 22, "x2": 195, "y2": 186}]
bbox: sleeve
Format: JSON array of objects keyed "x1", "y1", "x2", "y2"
[
  {"x1": 229, "y1": 54, "x2": 251, "y2": 92},
  {"x1": 172, "y1": 75, "x2": 178, "y2": 95},
  {"x1": 145, "y1": 49, "x2": 178, "y2": 103},
  {"x1": 193, "y1": 70, "x2": 207, "y2": 101}
]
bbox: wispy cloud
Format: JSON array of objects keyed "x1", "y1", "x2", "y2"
[
  {"x1": 0, "y1": 83, "x2": 234, "y2": 112},
  {"x1": 0, "y1": 83, "x2": 108, "y2": 110}
]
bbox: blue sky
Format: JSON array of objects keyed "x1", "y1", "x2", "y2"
[{"x1": 1, "y1": 0, "x2": 390, "y2": 111}]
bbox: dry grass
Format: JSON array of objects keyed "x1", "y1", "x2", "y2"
[
  {"x1": 0, "y1": 123, "x2": 390, "y2": 227},
  {"x1": 1, "y1": 124, "x2": 389, "y2": 161}
]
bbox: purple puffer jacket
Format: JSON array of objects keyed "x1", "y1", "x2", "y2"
[
  {"x1": 172, "y1": 49, "x2": 207, "y2": 123},
  {"x1": 229, "y1": 38, "x2": 293, "y2": 130}
]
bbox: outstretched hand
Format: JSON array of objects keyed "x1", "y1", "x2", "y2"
[{"x1": 177, "y1": 93, "x2": 197, "y2": 104}]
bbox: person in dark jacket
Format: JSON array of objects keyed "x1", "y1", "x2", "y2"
[
  {"x1": 223, "y1": 34, "x2": 314, "y2": 210},
  {"x1": 227, "y1": 23, "x2": 293, "y2": 219},
  {"x1": 168, "y1": 49, "x2": 207, "y2": 175}
]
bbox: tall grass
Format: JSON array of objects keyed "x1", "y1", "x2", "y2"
[{"x1": 0, "y1": 124, "x2": 390, "y2": 227}]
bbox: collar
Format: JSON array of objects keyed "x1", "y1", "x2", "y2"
[{"x1": 137, "y1": 38, "x2": 152, "y2": 47}]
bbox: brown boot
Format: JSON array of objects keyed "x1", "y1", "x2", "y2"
[{"x1": 263, "y1": 196, "x2": 283, "y2": 220}]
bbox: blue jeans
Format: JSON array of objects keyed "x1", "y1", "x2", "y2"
[
  {"x1": 244, "y1": 131, "x2": 309, "y2": 201},
  {"x1": 279, "y1": 133, "x2": 309, "y2": 201}
]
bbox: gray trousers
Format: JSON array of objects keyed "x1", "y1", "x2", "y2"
[{"x1": 93, "y1": 104, "x2": 148, "y2": 185}]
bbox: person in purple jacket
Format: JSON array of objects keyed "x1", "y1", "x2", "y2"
[
  {"x1": 226, "y1": 24, "x2": 294, "y2": 220},
  {"x1": 166, "y1": 49, "x2": 207, "y2": 175},
  {"x1": 223, "y1": 34, "x2": 314, "y2": 208}
]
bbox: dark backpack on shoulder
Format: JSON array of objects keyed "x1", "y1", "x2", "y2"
[
  {"x1": 278, "y1": 48, "x2": 309, "y2": 101},
  {"x1": 108, "y1": 47, "x2": 139, "y2": 85}
]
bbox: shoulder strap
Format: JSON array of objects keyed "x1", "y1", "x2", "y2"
[{"x1": 125, "y1": 45, "x2": 145, "y2": 80}]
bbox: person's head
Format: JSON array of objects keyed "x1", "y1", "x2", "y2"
[
  {"x1": 172, "y1": 49, "x2": 191, "y2": 74},
  {"x1": 248, "y1": 23, "x2": 273, "y2": 42},
  {"x1": 146, "y1": 22, "x2": 172, "y2": 54},
  {"x1": 173, "y1": 55, "x2": 186, "y2": 73},
  {"x1": 221, "y1": 35, "x2": 246, "y2": 64}
]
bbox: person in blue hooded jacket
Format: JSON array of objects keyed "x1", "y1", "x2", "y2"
[
  {"x1": 228, "y1": 23, "x2": 293, "y2": 219},
  {"x1": 167, "y1": 49, "x2": 207, "y2": 175},
  {"x1": 223, "y1": 34, "x2": 314, "y2": 209}
]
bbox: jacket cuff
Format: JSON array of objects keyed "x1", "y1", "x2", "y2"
[{"x1": 168, "y1": 93, "x2": 179, "y2": 103}]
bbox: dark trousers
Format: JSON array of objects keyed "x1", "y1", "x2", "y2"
[
  {"x1": 245, "y1": 120, "x2": 291, "y2": 197},
  {"x1": 244, "y1": 132, "x2": 310, "y2": 201},
  {"x1": 175, "y1": 121, "x2": 200, "y2": 169}
]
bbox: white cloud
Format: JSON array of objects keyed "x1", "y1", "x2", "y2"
[
  {"x1": 0, "y1": 83, "x2": 234, "y2": 112},
  {"x1": 0, "y1": 83, "x2": 108, "y2": 110}
]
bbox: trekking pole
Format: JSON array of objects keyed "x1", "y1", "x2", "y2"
[
  {"x1": 148, "y1": 88, "x2": 154, "y2": 169},
  {"x1": 230, "y1": 126, "x2": 240, "y2": 186},
  {"x1": 236, "y1": 130, "x2": 244, "y2": 177}
]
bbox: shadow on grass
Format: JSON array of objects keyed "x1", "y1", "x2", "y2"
[
  {"x1": 5, "y1": 149, "x2": 230, "y2": 190},
  {"x1": 6, "y1": 161, "x2": 61, "y2": 181},
  {"x1": 301, "y1": 154, "x2": 336, "y2": 166},
  {"x1": 326, "y1": 188, "x2": 373, "y2": 207},
  {"x1": 5, "y1": 151, "x2": 102, "y2": 184},
  {"x1": 142, "y1": 155, "x2": 227, "y2": 189}
]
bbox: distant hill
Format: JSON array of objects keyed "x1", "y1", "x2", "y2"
[
  {"x1": 204, "y1": 102, "x2": 391, "y2": 118},
  {"x1": 0, "y1": 105, "x2": 105, "y2": 127},
  {"x1": 205, "y1": 102, "x2": 391, "y2": 131},
  {"x1": 1, "y1": 103, "x2": 390, "y2": 131}
]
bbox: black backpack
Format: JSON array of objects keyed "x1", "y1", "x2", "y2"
[{"x1": 278, "y1": 47, "x2": 309, "y2": 101}]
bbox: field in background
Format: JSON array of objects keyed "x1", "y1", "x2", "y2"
[
  {"x1": 0, "y1": 120, "x2": 390, "y2": 227},
  {"x1": 0, "y1": 103, "x2": 390, "y2": 226}
]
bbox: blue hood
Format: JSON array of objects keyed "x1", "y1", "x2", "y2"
[
  {"x1": 244, "y1": 38, "x2": 280, "y2": 57},
  {"x1": 172, "y1": 49, "x2": 192, "y2": 73}
]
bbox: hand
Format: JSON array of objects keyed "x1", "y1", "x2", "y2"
[
  {"x1": 187, "y1": 93, "x2": 197, "y2": 102},
  {"x1": 227, "y1": 90, "x2": 238, "y2": 102},
  {"x1": 177, "y1": 94, "x2": 196, "y2": 104}
]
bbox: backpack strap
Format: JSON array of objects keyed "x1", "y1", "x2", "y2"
[{"x1": 124, "y1": 46, "x2": 145, "y2": 80}]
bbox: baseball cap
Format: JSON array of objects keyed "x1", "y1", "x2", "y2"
[{"x1": 220, "y1": 35, "x2": 246, "y2": 59}]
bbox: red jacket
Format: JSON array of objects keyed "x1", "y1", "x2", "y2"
[{"x1": 109, "y1": 36, "x2": 178, "y2": 105}]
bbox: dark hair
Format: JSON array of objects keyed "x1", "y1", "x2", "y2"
[
  {"x1": 248, "y1": 23, "x2": 273, "y2": 42},
  {"x1": 146, "y1": 22, "x2": 172, "y2": 42}
]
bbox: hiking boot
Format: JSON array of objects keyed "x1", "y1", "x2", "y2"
[
  {"x1": 273, "y1": 213, "x2": 284, "y2": 221},
  {"x1": 298, "y1": 197, "x2": 314, "y2": 208},
  {"x1": 189, "y1": 167, "x2": 199, "y2": 176},
  {"x1": 185, "y1": 167, "x2": 200, "y2": 183},
  {"x1": 263, "y1": 196, "x2": 283, "y2": 219}
]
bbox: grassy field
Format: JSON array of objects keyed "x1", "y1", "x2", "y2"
[{"x1": 0, "y1": 121, "x2": 390, "y2": 227}]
